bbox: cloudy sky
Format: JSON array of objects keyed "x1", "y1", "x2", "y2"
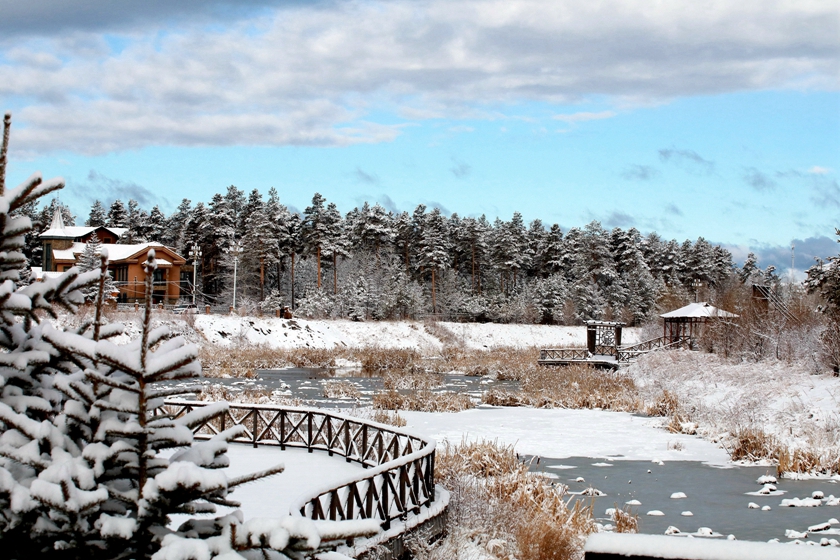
[{"x1": 1, "y1": 0, "x2": 838, "y2": 274}]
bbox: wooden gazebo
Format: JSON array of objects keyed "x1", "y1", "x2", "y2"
[{"x1": 660, "y1": 302, "x2": 738, "y2": 345}]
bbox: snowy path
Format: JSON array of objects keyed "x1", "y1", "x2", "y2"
[
  {"x1": 218, "y1": 445, "x2": 366, "y2": 519},
  {"x1": 401, "y1": 406, "x2": 731, "y2": 465}
]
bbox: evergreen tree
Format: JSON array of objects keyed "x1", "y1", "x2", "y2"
[
  {"x1": 416, "y1": 207, "x2": 450, "y2": 313},
  {"x1": 243, "y1": 196, "x2": 279, "y2": 301},
  {"x1": 164, "y1": 198, "x2": 192, "y2": 252},
  {"x1": 301, "y1": 193, "x2": 331, "y2": 290},
  {"x1": 321, "y1": 202, "x2": 349, "y2": 294},
  {"x1": 542, "y1": 224, "x2": 565, "y2": 276},
  {"x1": 146, "y1": 205, "x2": 167, "y2": 243},
  {"x1": 77, "y1": 233, "x2": 117, "y2": 301},
  {"x1": 352, "y1": 202, "x2": 393, "y2": 260},
  {"x1": 86, "y1": 200, "x2": 107, "y2": 227},
  {"x1": 106, "y1": 199, "x2": 127, "y2": 228}
]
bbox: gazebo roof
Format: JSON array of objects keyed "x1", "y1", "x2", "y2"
[{"x1": 660, "y1": 302, "x2": 738, "y2": 319}]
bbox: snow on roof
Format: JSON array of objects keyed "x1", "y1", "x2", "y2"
[
  {"x1": 105, "y1": 242, "x2": 172, "y2": 262},
  {"x1": 50, "y1": 241, "x2": 182, "y2": 264},
  {"x1": 40, "y1": 221, "x2": 128, "y2": 240},
  {"x1": 660, "y1": 302, "x2": 738, "y2": 319},
  {"x1": 53, "y1": 242, "x2": 86, "y2": 261}
]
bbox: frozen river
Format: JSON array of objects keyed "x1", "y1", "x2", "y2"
[{"x1": 186, "y1": 368, "x2": 839, "y2": 545}]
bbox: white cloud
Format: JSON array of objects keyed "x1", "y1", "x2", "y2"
[
  {"x1": 552, "y1": 111, "x2": 617, "y2": 123},
  {"x1": 808, "y1": 165, "x2": 832, "y2": 175},
  {"x1": 1, "y1": 0, "x2": 837, "y2": 155}
]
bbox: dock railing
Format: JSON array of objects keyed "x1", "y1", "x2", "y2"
[{"x1": 164, "y1": 400, "x2": 438, "y2": 530}]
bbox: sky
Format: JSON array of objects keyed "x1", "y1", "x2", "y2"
[{"x1": 1, "y1": 0, "x2": 838, "y2": 275}]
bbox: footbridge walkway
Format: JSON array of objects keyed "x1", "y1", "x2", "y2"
[{"x1": 165, "y1": 400, "x2": 446, "y2": 558}]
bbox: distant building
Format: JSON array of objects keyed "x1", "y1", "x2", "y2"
[
  {"x1": 660, "y1": 302, "x2": 738, "y2": 344},
  {"x1": 39, "y1": 211, "x2": 186, "y2": 304}
]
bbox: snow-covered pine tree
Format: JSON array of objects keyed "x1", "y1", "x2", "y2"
[
  {"x1": 302, "y1": 193, "x2": 331, "y2": 291},
  {"x1": 119, "y1": 199, "x2": 149, "y2": 244},
  {"x1": 352, "y1": 202, "x2": 393, "y2": 261},
  {"x1": 77, "y1": 233, "x2": 117, "y2": 302},
  {"x1": 392, "y1": 211, "x2": 414, "y2": 273},
  {"x1": 541, "y1": 224, "x2": 565, "y2": 277},
  {"x1": 146, "y1": 206, "x2": 167, "y2": 244},
  {"x1": 107, "y1": 199, "x2": 128, "y2": 228},
  {"x1": 0, "y1": 112, "x2": 112, "y2": 557},
  {"x1": 416, "y1": 207, "x2": 450, "y2": 313},
  {"x1": 87, "y1": 200, "x2": 107, "y2": 228},
  {"x1": 321, "y1": 202, "x2": 350, "y2": 295},
  {"x1": 165, "y1": 198, "x2": 192, "y2": 253},
  {"x1": 202, "y1": 194, "x2": 236, "y2": 296},
  {"x1": 243, "y1": 194, "x2": 279, "y2": 301}
]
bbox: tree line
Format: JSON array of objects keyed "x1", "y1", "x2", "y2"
[{"x1": 23, "y1": 187, "x2": 771, "y2": 324}]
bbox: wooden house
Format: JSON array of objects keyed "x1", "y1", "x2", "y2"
[{"x1": 39, "y1": 211, "x2": 186, "y2": 304}]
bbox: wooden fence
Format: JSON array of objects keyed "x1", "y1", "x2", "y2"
[
  {"x1": 164, "y1": 400, "x2": 437, "y2": 530},
  {"x1": 616, "y1": 336, "x2": 689, "y2": 363}
]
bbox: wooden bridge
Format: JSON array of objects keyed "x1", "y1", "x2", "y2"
[
  {"x1": 539, "y1": 320, "x2": 689, "y2": 367},
  {"x1": 164, "y1": 400, "x2": 445, "y2": 558}
]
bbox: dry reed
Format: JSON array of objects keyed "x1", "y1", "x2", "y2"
[
  {"x1": 482, "y1": 364, "x2": 640, "y2": 411},
  {"x1": 423, "y1": 439, "x2": 598, "y2": 560},
  {"x1": 372, "y1": 389, "x2": 474, "y2": 412}
]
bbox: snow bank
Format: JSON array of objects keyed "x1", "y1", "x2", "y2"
[
  {"x1": 585, "y1": 532, "x2": 840, "y2": 559},
  {"x1": 627, "y1": 350, "x2": 840, "y2": 472},
  {"x1": 189, "y1": 316, "x2": 640, "y2": 352}
]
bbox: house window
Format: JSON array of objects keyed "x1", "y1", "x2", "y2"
[
  {"x1": 112, "y1": 265, "x2": 128, "y2": 283},
  {"x1": 44, "y1": 243, "x2": 52, "y2": 271}
]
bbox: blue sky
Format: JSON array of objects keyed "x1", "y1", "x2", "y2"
[{"x1": 1, "y1": 0, "x2": 838, "y2": 274}]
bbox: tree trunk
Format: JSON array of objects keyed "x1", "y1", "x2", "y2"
[
  {"x1": 291, "y1": 252, "x2": 296, "y2": 310},
  {"x1": 431, "y1": 268, "x2": 437, "y2": 314},
  {"x1": 471, "y1": 242, "x2": 476, "y2": 292},
  {"x1": 259, "y1": 256, "x2": 265, "y2": 301},
  {"x1": 316, "y1": 245, "x2": 321, "y2": 289}
]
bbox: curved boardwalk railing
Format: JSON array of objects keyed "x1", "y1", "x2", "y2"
[{"x1": 164, "y1": 400, "x2": 437, "y2": 530}]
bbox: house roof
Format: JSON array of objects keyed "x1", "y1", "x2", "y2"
[
  {"x1": 40, "y1": 210, "x2": 127, "y2": 240},
  {"x1": 660, "y1": 302, "x2": 738, "y2": 319},
  {"x1": 51, "y1": 241, "x2": 185, "y2": 267}
]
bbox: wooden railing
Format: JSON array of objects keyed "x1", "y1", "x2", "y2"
[
  {"x1": 539, "y1": 348, "x2": 590, "y2": 361},
  {"x1": 164, "y1": 401, "x2": 437, "y2": 530},
  {"x1": 616, "y1": 336, "x2": 689, "y2": 363}
]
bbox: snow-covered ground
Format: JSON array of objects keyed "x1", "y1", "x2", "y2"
[
  {"x1": 401, "y1": 406, "x2": 731, "y2": 465},
  {"x1": 103, "y1": 312, "x2": 640, "y2": 351},
  {"x1": 626, "y1": 351, "x2": 840, "y2": 474}
]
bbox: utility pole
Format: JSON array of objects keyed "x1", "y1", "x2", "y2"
[
  {"x1": 791, "y1": 243, "x2": 795, "y2": 283},
  {"x1": 189, "y1": 244, "x2": 202, "y2": 305},
  {"x1": 230, "y1": 241, "x2": 243, "y2": 311}
]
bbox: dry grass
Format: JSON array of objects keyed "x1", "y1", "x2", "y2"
[
  {"x1": 321, "y1": 380, "x2": 362, "y2": 400},
  {"x1": 372, "y1": 389, "x2": 474, "y2": 412},
  {"x1": 382, "y1": 370, "x2": 442, "y2": 391},
  {"x1": 727, "y1": 429, "x2": 840, "y2": 476},
  {"x1": 196, "y1": 384, "x2": 307, "y2": 406},
  {"x1": 645, "y1": 390, "x2": 680, "y2": 417},
  {"x1": 417, "y1": 439, "x2": 598, "y2": 560},
  {"x1": 611, "y1": 504, "x2": 639, "y2": 533},
  {"x1": 482, "y1": 364, "x2": 640, "y2": 411},
  {"x1": 370, "y1": 409, "x2": 407, "y2": 427}
]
